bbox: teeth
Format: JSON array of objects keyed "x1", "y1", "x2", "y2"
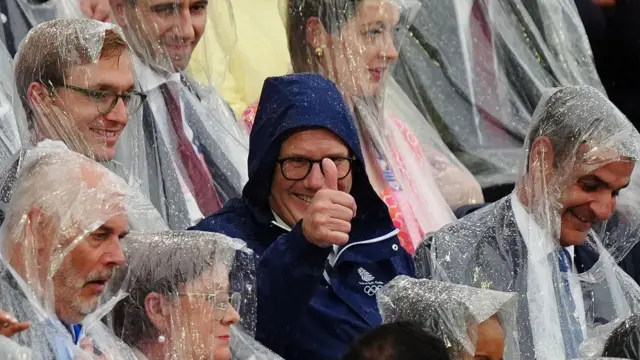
[
  {"x1": 93, "y1": 129, "x2": 117, "y2": 137},
  {"x1": 572, "y1": 211, "x2": 589, "y2": 223},
  {"x1": 295, "y1": 195, "x2": 313, "y2": 203}
]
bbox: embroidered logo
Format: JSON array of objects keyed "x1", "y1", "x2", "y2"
[{"x1": 358, "y1": 267, "x2": 375, "y2": 282}]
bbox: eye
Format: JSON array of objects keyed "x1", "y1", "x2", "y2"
[
  {"x1": 580, "y1": 182, "x2": 598, "y2": 192},
  {"x1": 93, "y1": 232, "x2": 108, "y2": 241}
]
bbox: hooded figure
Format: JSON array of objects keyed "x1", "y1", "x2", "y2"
[
  {"x1": 191, "y1": 73, "x2": 415, "y2": 360},
  {"x1": 418, "y1": 85, "x2": 640, "y2": 360}
]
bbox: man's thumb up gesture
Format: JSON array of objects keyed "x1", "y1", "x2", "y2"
[{"x1": 302, "y1": 159, "x2": 357, "y2": 247}]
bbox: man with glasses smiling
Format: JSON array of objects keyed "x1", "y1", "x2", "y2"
[
  {"x1": 191, "y1": 73, "x2": 415, "y2": 360},
  {"x1": 14, "y1": 18, "x2": 141, "y2": 162}
]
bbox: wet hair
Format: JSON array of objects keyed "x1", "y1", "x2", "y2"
[
  {"x1": 525, "y1": 86, "x2": 635, "y2": 171},
  {"x1": 342, "y1": 321, "x2": 451, "y2": 360},
  {"x1": 111, "y1": 232, "x2": 235, "y2": 347},
  {"x1": 14, "y1": 20, "x2": 128, "y2": 129},
  {"x1": 602, "y1": 314, "x2": 640, "y2": 359},
  {"x1": 287, "y1": 0, "x2": 364, "y2": 73}
]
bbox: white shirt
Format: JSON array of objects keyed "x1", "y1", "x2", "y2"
[
  {"x1": 134, "y1": 57, "x2": 204, "y2": 224},
  {"x1": 510, "y1": 194, "x2": 587, "y2": 338}
]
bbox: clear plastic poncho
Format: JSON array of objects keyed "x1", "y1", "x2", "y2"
[
  {"x1": 12, "y1": 18, "x2": 139, "y2": 162},
  {"x1": 392, "y1": 0, "x2": 605, "y2": 189},
  {"x1": 109, "y1": 0, "x2": 250, "y2": 229},
  {"x1": 284, "y1": 0, "x2": 479, "y2": 252},
  {"x1": 109, "y1": 230, "x2": 263, "y2": 360},
  {"x1": 0, "y1": 41, "x2": 19, "y2": 161},
  {"x1": 423, "y1": 85, "x2": 640, "y2": 360},
  {"x1": 377, "y1": 275, "x2": 518, "y2": 359},
  {"x1": 0, "y1": 140, "x2": 162, "y2": 359}
]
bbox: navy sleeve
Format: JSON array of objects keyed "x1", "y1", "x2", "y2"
[{"x1": 255, "y1": 221, "x2": 331, "y2": 353}]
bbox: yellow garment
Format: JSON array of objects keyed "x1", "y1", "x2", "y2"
[{"x1": 188, "y1": 0, "x2": 292, "y2": 117}]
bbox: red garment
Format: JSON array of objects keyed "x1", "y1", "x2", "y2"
[{"x1": 161, "y1": 83, "x2": 222, "y2": 216}]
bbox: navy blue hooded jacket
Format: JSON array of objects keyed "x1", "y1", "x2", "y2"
[{"x1": 190, "y1": 73, "x2": 415, "y2": 360}]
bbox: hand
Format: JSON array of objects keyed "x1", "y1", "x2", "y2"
[
  {"x1": 77, "y1": 337, "x2": 107, "y2": 360},
  {"x1": 0, "y1": 311, "x2": 30, "y2": 338},
  {"x1": 80, "y1": 0, "x2": 112, "y2": 22},
  {"x1": 302, "y1": 159, "x2": 357, "y2": 248}
]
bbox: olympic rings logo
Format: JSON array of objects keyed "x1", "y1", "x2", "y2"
[{"x1": 364, "y1": 285, "x2": 382, "y2": 296}]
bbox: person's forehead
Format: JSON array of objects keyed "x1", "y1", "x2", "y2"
[
  {"x1": 280, "y1": 128, "x2": 349, "y2": 155},
  {"x1": 184, "y1": 266, "x2": 230, "y2": 292},
  {"x1": 355, "y1": 0, "x2": 401, "y2": 24},
  {"x1": 66, "y1": 53, "x2": 134, "y2": 91}
]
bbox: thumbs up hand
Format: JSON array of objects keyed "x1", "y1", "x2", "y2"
[{"x1": 302, "y1": 159, "x2": 357, "y2": 248}]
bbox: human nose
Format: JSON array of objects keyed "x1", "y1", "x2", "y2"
[
  {"x1": 591, "y1": 193, "x2": 615, "y2": 222},
  {"x1": 381, "y1": 35, "x2": 399, "y2": 61},
  {"x1": 177, "y1": 10, "x2": 195, "y2": 42},
  {"x1": 221, "y1": 304, "x2": 240, "y2": 326},
  {"x1": 104, "y1": 235, "x2": 126, "y2": 267},
  {"x1": 104, "y1": 97, "x2": 128, "y2": 125},
  {"x1": 302, "y1": 162, "x2": 325, "y2": 191}
]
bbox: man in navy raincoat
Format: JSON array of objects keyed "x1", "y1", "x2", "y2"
[{"x1": 191, "y1": 73, "x2": 415, "y2": 360}]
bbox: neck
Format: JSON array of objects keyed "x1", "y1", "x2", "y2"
[{"x1": 136, "y1": 339, "x2": 168, "y2": 360}]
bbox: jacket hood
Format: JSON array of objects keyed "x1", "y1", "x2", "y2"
[{"x1": 243, "y1": 73, "x2": 389, "y2": 225}]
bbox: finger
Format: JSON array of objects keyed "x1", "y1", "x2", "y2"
[
  {"x1": 94, "y1": 1, "x2": 111, "y2": 21},
  {"x1": 326, "y1": 218, "x2": 351, "y2": 234},
  {"x1": 324, "y1": 191, "x2": 357, "y2": 215},
  {"x1": 80, "y1": 0, "x2": 95, "y2": 17},
  {"x1": 327, "y1": 204, "x2": 354, "y2": 221},
  {"x1": 322, "y1": 158, "x2": 338, "y2": 190},
  {"x1": 3, "y1": 322, "x2": 30, "y2": 337},
  {"x1": 326, "y1": 231, "x2": 349, "y2": 246},
  {"x1": 79, "y1": 337, "x2": 94, "y2": 352},
  {"x1": 0, "y1": 311, "x2": 17, "y2": 324}
]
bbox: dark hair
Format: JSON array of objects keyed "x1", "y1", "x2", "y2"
[
  {"x1": 602, "y1": 314, "x2": 640, "y2": 359},
  {"x1": 525, "y1": 86, "x2": 634, "y2": 172},
  {"x1": 287, "y1": 0, "x2": 363, "y2": 73},
  {"x1": 111, "y1": 231, "x2": 235, "y2": 346},
  {"x1": 342, "y1": 321, "x2": 451, "y2": 360},
  {"x1": 15, "y1": 20, "x2": 128, "y2": 128}
]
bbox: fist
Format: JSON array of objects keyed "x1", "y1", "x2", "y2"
[
  {"x1": 0, "y1": 311, "x2": 30, "y2": 338},
  {"x1": 80, "y1": 0, "x2": 112, "y2": 22},
  {"x1": 302, "y1": 159, "x2": 357, "y2": 247}
]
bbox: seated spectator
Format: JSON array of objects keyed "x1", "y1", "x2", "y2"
[
  {"x1": 421, "y1": 86, "x2": 640, "y2": 359},
  {"x1": 0, "y1": 141, "x2": 134, "y2": 358},
  {"x1": 242, "y1": 0, "x2": 484, "y2": 253},
  {"x1": 342, "y1": 321, "x2": 451, "y2": 360},
  {"x1": 377, "y1": 276, "x2": 516, "y2": 360},
  {"x1": 191, "y1": 73, "x2": 415, "y2": 360},
  {"x1": 112, "y1": 230, "x2": 260, "y2": 360}
]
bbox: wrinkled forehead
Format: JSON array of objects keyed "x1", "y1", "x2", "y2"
[
  {"x1": 572, "y1": 143, "x2": 636, "y2": 175},
  {"x1": 180, "y1": 264, "x2": 230, "y2": 294}
]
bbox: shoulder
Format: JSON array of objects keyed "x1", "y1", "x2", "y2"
[{"x1": 190, "y1": 198, "x2": 257, "y2": 240}]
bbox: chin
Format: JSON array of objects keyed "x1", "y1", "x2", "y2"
[
  {"x1": 213, "y1": 348, "x2": 231, "y2": 360},
  {"x1": 559, "y1": 231, "x2": 589, "y2": 247}
]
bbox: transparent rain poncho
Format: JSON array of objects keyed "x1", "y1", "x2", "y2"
[
  {"x1": 12, "y1": 18, "x2": 140, "y2": 162},
  {"x1": 109, "y1": 230, "x2": 265, "y2": 360},
  {"x1": 0, "y1": 335, "x2": 33, "y2": 360},
  {"x1": 284, "y1": 0, "x2": 479, "y2": 252},
  {"x1": 0, "y1": 41, "x2": 19, "y2": 161},
  {"x1": 422, "y1": 86, "x2": 640, "y2": 360},
  {"x1": 0, "y1": 140, "x2": 162, "y2": 359},
  {"x1": 392, "y1": 0, "x2": 605, "y2": 189},
  {"x1": 377, "y1": 276, "x2": 518, "y2": 359},
  {"x1": 109, "y1": 0, "x2": 250, "y2": 229}
]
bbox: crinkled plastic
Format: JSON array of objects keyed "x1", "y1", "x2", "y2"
[
  {"x1": 109, "y1": 0, "x2": 249, "y2": 228},
  {"x1": 0, "y1": 140, "x2": 160, "y2": 359},
  {"x1": 392, "y1": 0, "x2": 605, "y2": 188},
  {"x1": 0, "y1": 41, "x2": 20, "y2": 162},
  {"x1": 12, "y1": 18, "x2": 139, "y2": 163},
  {"x1": 0, "y1": 335, "x2": 32, "y2": 359},
  {"x1": 423, "y1": 86, "x2": 640, "y2": 360},
  {"x1": 284, "y1": 0, "x2": 478, "y2": 251},
  {"x1": 377, "y1": 275, "x2": 518, "y2": 358},
  {"x1": 110, "y1": 230, "x2": 258, "y2": 360}
]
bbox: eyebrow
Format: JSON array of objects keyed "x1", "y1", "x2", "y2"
[
  {"x1": 580, "y1": 174, "x2": 630, "y2": 191},
  {"x1": 150, "y1": 1, "x2": 181, "y2": 11},
  {"x1": 281, "y1": 153, "x2": 351, "y2": 159},
  {"x1": 95, "y1": 226, "x2": 130, "y2": 238}
]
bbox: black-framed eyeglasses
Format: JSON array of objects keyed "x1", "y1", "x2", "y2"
[
  {"x1": 276, "y1": 156, "x2": 356, "y2": 181},
  {"x1": 62, "y1": 84, "x2": 147, "y2": 115}
]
